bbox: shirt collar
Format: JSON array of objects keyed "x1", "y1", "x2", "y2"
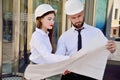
[
  {"x1": 72, "y1": 22, "x2": 86, "y2": 31},
  {"x1": 35, "y1": 28, "x2": 49, "y2": 35}
]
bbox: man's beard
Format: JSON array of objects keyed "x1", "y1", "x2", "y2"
[{"x1": 73, "y1": 21, "x2": 84, "y2": 29}]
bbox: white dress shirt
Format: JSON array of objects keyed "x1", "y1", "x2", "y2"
[
  {"x1": 56, "y1": 23, "x2": 108, "y2": 56},
  {"x1": 29, "y1": 28, "x2": 69, "y2": 64}
]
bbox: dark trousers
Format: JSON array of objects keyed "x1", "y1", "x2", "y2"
[{"x1": 61, "y1": 72, "x2": 97, "y2": 80}]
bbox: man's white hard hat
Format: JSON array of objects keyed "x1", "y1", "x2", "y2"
[
  {"x1": 65, "y1": 0, "x2": 84, "y2": 15},
  {"x1": 35, "y1": 4, "x2": 56, "y2": 19}
]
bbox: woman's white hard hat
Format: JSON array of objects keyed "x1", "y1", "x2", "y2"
[
  {"x1": 65, "y1": 0, "x2": 84, "y2": 15},
  {"x1": 34, "y1": 4, "x2": 56, "y2": 19}
]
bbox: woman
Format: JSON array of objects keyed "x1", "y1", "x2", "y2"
[{"x1": 29, "y1": 4, "x2": 69, "y2": 64}]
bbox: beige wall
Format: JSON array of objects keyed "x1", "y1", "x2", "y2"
[
  {"x1": 112, "y1": 20, "x2": 119, "y2": 26},
  {"x1": 27, "y1": 0, "x2": 34, "y2": 52}
]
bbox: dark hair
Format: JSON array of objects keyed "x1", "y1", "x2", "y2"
[{"x1": 36, "y1": 11, "x2": 56, "y2": 53}]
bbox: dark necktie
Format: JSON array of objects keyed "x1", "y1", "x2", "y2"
[{"x1": 76, "y1": 28, "x2": 83, "y2": 51}]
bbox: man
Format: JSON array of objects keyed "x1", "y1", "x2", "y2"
[{"x1": 55, "y1": 0, "x2": 116, "y2": 80}]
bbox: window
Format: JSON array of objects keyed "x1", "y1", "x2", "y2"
[
  {"x1": 113, "y1": 29, "x2": 116, "y2": 35},
  {"x1": 114, "y1": 9, "x2": 118, "y2": 19}
]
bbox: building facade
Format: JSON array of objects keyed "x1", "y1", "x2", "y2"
[
  {"x1": 0, "y1": 0, "x2": 119, "y2": 78},
  {"x1": 111, "y1": 0, "x2": 120, "y2": 38}
]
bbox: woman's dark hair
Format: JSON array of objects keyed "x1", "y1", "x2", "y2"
[{"x1": 36, "y1": 11, "x2": 56, "y2": 53}]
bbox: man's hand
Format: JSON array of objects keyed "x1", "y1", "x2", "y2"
[{"x1": 106, "y1": 40, "x2": 116, "y2": 53}]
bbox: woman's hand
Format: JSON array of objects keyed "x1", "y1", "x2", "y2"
[{"x1": 63, "y1": 70, "x2": 71, "y2": 75}]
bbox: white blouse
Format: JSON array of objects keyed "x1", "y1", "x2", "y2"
[{"x1": 29, "y1": 28, "x2": 69, "y2": 64}]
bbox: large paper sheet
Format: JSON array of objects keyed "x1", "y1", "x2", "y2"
[{"x1": 24, "y1": 37, "x2": 110, "y2": 80}]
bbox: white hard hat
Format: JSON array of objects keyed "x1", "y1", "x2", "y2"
[
  {"x1": 34, "y1": 4, "x2": 56, "y2": 19},
  {"x1": 65, "y1": 0, "x2": 84, "y2": 15}
]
